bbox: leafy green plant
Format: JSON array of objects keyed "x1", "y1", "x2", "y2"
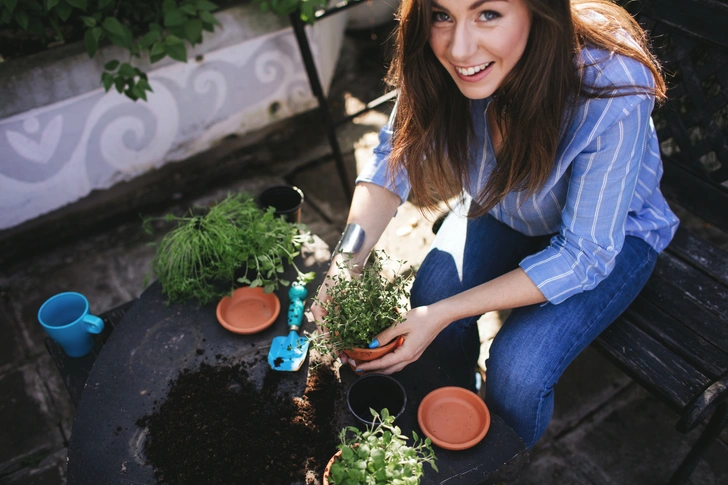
[
  {"x1": 253, "y1": 0, "x2": 326, "y2": 24},
  {"x1": 143, "y1": 193, "x2": 315, "y2": 304},
  {"x1": 327, "y1": 408, "x2": 437, "y2": 485},
  {"x1": 1, "y1": 0, "x2": 220, "y2": 101},
  {"x1": 311, "y1": 250, "x2": 411, "y2": 359}
]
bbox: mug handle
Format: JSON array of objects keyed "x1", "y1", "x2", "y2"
[{"x1": 83, "y1": 314, "x2": 105, "y2": 334}]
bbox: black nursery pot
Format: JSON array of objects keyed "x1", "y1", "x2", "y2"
[
  {"x1": 257, "y1": 185, "x2": 305, "y2": 223},
  {"x1": 346, "y1": 374, "x2": 407, "y2": 426}
]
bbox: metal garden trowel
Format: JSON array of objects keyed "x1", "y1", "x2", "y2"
[{"x1": 268, "y1": 282, "x2": 310, "y2": 371}]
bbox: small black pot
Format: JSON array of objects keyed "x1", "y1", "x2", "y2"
[
  {"x1": 257, "y1": 185, "x2": 304, "y2": 223},
  {"x1": 346, "y1": 374, "x2": 407, "y2": 426}
]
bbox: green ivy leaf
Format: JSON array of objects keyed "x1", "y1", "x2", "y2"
[
  {"x1": 55, "y1": 0, "x2": 72, "y2": 20},
  {"x1": 107, "y1": 32, "x2": 131, "y2": 49},
  {"x1": 79, "y1": 14, "x2": 95, "y2": 27},
  {"x1": 45, "y1": 0, "x2": 60, "y2": 11},
  {"x1": 183, "y1": 18, "x2": 201, "y2": 43},
  {"x1": 139, "y1": 30, "x2": 160, "y2": 48},
  {"x1": 199, "y1": 10, "x2": 217, "y2": 25},
  {"x1": 114, "y1": 76, "x2": 125, "y2": 93},
  {"x1": 84, "y1": 28, "x2": 98, "y2": 57},
  {"x1": 179, "y1": 4, "x2": 196, "y2": 15},
  {"x1": 150, "y1": 41, "x2": 165, "y2": 56},
  {"x1": 13, "y1": 10, "x2": 28, "y2": 29},
  {"x1": 2, "y1": 0, "x2": 17, "y2": 14},
  {"x1": 165, "y1": 34, "x2": 183, "y2": 45},
  {"x1": 65, "y1": 0, "x2": 85, "y2": 11},
  {"x1": 164, "y1": 8, "x2": 186, "y2": 27},
  {"x1": 165, "y1": 42, "x2": 187, "y2": 62},
  {"x1": 149, "y1": 22, "x2": 162, "y2": 33},
  {"x1": 118, "y1": 62, "x2": 136, "y2": 77},
  {"x1": 101, "y1": 71, "x2": 114, "y2": 91},
  {"x1": 137, "y1": 77, "x2": 153, "y2": 93},
  {"x1": 195, "y1": 0, "x2": 217, "y2": 11},
  {"x1": 102, "y1": 16, "x2": 125, "y2": 36}
]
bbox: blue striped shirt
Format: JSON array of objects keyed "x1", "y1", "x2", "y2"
[{"x1": 357, "y1": 45, "x2": 679, "y2": 304}]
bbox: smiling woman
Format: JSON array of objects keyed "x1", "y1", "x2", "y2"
[{"x1": 311, "y1": 0, "x2": 679, "y2": 451}]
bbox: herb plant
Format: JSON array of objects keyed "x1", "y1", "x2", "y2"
[
  {"x1": 144, "y1": 193, "x2": 315, "y2": 304},
  {"x1": 311, "y1": 250, "x2": 411, "y2": 358},
  {"x1": 327, "y1": 408, "x2": 437, "y2": 485}
]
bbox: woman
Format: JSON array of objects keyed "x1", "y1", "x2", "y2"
[{"x1": 313, "y1": 0, "x2": 679, "y2": 447}]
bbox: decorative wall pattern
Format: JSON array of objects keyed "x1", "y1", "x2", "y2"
[{"x1": 0, "y1": 17, "x2": 344, "y2": 230}]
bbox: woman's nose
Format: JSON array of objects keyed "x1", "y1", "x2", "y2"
[{"x1": 449, "y1": 24, "x2": 477, "y2": 61}]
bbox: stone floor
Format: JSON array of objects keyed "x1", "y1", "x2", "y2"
[{"x1": 1, "y1": 22, "x2": 728, "y2": 485}]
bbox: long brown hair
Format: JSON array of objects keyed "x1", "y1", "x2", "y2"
[{"x1": 386, "y1": 0, "x2": 667, "y2": 217}]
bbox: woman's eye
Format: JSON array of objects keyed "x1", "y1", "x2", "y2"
[
  {"x1": 479, "y1": 10, "x2": 500, "y2": 21},
  {"x1": 432, "y1": 10, "x2": 450, "y2": 22}
]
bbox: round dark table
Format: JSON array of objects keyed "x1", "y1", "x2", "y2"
[{"x1": 66, "y1": 253, "x2": 528, "y2": 485}]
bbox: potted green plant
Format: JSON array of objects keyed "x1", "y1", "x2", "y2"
[
  {"x1": 323, "y1": 408, "x2": 438, "y2": 485},
  {"x1": 311, "y1": 250, "x2": 412, "y2": 366},
  {"x1": 143, "y1": 192, "x2": 315, "y2": 304}
]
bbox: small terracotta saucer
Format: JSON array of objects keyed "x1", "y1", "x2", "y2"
[
  {"x1": 417, "y1": 386, "x2": 491, "y2": 450},
  {"x1": 216, "y1": 286, "x2": 280, "y2": 334}
]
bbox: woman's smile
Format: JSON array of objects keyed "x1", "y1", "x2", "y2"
[{"x1": 429, "y1": 0, "x2": 532, "y2": 99}]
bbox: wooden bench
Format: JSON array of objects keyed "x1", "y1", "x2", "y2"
[{"x1": 592, "y1": 0, "x2": 728, "y2": 483}]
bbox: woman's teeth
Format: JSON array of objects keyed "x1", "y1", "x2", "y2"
[{"x1": 456, "y1": 62, "x2": 492, "y2": 76}]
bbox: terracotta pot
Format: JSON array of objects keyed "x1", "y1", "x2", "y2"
[
  {"x1": 342, "y1": 335, "x2": 404, "y2": 370},
  {"x1": 322, "y1": 445, "x2": 358, "y2": 485}
]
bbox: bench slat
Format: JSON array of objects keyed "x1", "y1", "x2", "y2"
[
  {"x1": 595, "y1": 313, "x2": 711, "y2": 413},
  {"x1": 626, "y1": 295, "x2": 728, "y2": 380},
  {"x1": 668, "y1": 226, "x2": 728, "y2": 287},
  {"x1": 650, "y1": 251, "x2": 728, "y2": 326}
]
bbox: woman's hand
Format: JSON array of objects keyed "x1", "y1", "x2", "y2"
[{"x1": 352, "y1": 305, "x2": 447, "y2": 375}]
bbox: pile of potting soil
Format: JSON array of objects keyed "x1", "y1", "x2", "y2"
[{"x1": 136, "y1": 360, "x2": 341, "y2": 485}]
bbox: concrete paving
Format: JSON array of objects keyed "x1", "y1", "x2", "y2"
[{"x1": 1, "y1": 23, "x2": 727, "y2": 485}]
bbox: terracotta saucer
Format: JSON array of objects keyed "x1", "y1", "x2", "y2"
[
  {"x1": 216, "y1": 286, "x2": 280, "y2": 334},
  {"x1": 417, "y1": 386, "x2": 491, "y2": 450}
]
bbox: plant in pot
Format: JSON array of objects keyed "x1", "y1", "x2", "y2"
[
  {"x1": 311, "y1": 250, "x2": 412, "y2": 367},
  {"x1": 323, "y1": 408, "x2": 438, "y2": 485},
  {"x1": 143, "y1": 192, "x2": 315, "y2": 305}
]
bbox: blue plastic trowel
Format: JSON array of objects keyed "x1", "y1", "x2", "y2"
[{"x1": 268, "y1": 282, "x2": 310, "y2": 371}]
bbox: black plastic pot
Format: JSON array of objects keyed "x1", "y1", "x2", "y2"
[
  {"x1": 346, "y1": 374, "x2": 407, "y2": 426},
  {"x1": 257, "y1": 185, "x2": 304, "y2": 223}
]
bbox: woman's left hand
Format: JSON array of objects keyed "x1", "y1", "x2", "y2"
[{"x1": 352, "y1": 306, "x2": 446, "y2": 375}]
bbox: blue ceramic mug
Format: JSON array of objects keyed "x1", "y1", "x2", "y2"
[{"x1": 38, "y1": 292, "x2": 104, "y2": 357}]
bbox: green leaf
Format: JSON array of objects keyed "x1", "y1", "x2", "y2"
[
  {"x1": 114, "y1": 76, "x2": 125, "y2": 93},
  {"x1": 137, "y1": 77, "x2": 153, "y2": 92},
  {"x1": 195, "y1": 0, "x2": 217, "y2": 11},
  {"x1": 183, "y1": 18, "x2": 202, "y2": 43},
  {"x1": 79, "y1": 15, "x2": 95, "y2": 27},
  {"x1": 13, "y1": 10, "x2": 28, "y2": 29},
  {"x1": 98, "y1": 0, "x2": 113, "y2": 9},
  {"x1": 164, "y1": 33, "x2": 183, "y2": 45},
  {"x1": 179, "y1": 4, "x2": 196, "y2": 15},
  {"x1": 118, "y1": 62, "x2": 136, "y2": 77},
  {"x1": 263, "y1": 283, "x2": 275, "y2": 294},
  {"x1": 164, "y1": 8, "x2": 186, "y2": 26},
  {"x1": 2, "y1": 0, "x2": 17, "y2": 14},
  {"x1": 162, "y1": 0, "x2": 175, "y2": 13},
  {"x1": 107, "y1": 32, "x2": 131, "y2": 49},
  {"x1": 149, "y1": 22, "x2": 162, "y2": 33},
  {"x1": 2, "y1": 9, "x2": 12, "y2": 23},
  {"x1": 45, "y1": 0, "x2": 60, "y2": 11},
  {"x1": 150, "y1": 41, "x2": 165, "y2": 56},
  {"x1": 201, "y1": 21, "x2": 214, "y2": 32},
  {"x1": 84, "y1": 28, "x2": 99, "y2": 57},
  {"x1": 139, "y1": 30, "x2": 160, "y2": 48},
  {"x1": 65, "y1": 0, "x2": 85, "y2": 11},
  {"x1": 102, "y1": 16, "x2": 125, "y2": 36},
  {"x1": 199, "y1": 10, "x2": 217, "y2": 25},
  {"x1": 55, "y1": 0, "x2": 72, "y2": 20},
  {"x1": 101, "y1": 71, "x2": 114, "y2": 91}
]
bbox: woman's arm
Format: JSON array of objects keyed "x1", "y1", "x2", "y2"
[{"x1": 354, "y1": 267, "x2": 546, "y2": 374}]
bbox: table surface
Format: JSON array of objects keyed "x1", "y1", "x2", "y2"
[{"x1": 66, "y1": 252, "x2": 528, "y2": 485}]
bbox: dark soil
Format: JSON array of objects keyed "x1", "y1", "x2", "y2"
[{"x1": 136, "y1": 360, "x2": 341, "y2": 485}]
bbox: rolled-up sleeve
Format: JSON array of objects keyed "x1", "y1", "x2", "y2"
[
  {"x1": 520, "y1": 93, "x2": 654, "y2": 304},
  {"x1": 355, "y1": 106, "x2": 411, "y2": 203}
]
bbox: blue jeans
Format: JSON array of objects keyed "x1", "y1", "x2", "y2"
[{"x1": 411, "y1": 202, "x2": 658, "y2": 447}]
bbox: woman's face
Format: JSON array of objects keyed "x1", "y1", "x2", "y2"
[{"x1": 428, "y1": 0, "x2": 532, "y2": 100}]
